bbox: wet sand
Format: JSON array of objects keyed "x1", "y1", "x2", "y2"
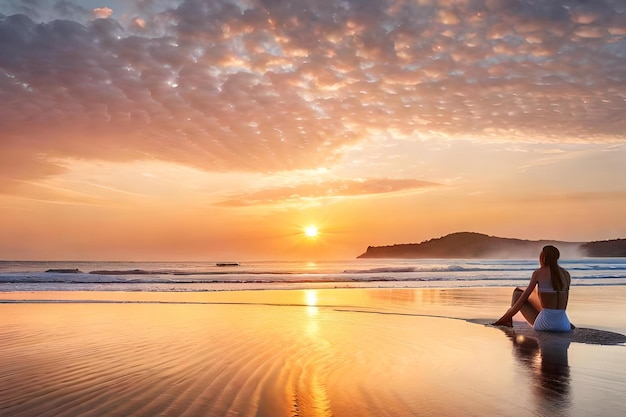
[{"x1": 1, "y1": 287, "x2": 625, "y2": 417}]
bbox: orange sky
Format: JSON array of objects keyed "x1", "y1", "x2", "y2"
[{"x1": 1, "y1": 1, "x2": 625, "y2": 260}]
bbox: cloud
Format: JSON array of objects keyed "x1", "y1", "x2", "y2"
[
  {"x1": 519, "y1": 190, "x2": 626, "y2": 204},
  {"x1": 132, "y1": 17, "x2": 146, "y2": 29},
  {"x1": 92, "y1": 7, "x2": 113, "y2": 19},
  {"x1": 0, "y1": 0, "x2": 625, "y2": 188},
  {"x1": 215, "y1": 177, "x2": 440, "y2": 206}
]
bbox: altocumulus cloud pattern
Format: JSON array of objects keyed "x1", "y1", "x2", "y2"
[{"x1": 1, "y1": 0, "x2": 625, "y2": 187}]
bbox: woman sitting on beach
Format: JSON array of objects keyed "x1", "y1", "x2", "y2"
[{"x1": 494, "y1": 245, "x2": 573, "y2": 332}]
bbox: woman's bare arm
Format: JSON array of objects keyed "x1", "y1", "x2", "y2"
[{"x1": 493, "y1": 272, "x2": 539, "y2": 326}]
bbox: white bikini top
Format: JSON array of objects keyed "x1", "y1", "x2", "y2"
[{"x1": 537, "y1": 267, "x2": 568, "y2": 292}]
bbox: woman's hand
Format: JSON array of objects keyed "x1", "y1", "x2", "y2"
[{"x1": 492, "y1": 317, "x2": 513, "y2": 327}]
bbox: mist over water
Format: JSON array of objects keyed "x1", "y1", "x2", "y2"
[{"x1": 481, "y1": 244, "x2": 585, "y2": 261}]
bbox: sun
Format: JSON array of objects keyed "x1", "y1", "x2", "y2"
[{"x1": 304, "y1": 225, "x2": 319, "y2": 238}]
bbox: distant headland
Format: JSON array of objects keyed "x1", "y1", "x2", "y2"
[{"x1": 357, "y1": 232, "x2": 626, "y2": 259}]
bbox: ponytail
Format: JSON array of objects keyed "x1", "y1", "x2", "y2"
[{"x1": 542, "y1": 245, "x2": 568, "y2": 291}]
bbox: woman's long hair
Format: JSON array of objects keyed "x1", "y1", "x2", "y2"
[{"x1": 542, "y1": 245, "x2": 569, "y2": 291}]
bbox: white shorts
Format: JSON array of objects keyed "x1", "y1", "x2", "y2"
[{"x1": 534, "y1": 308, "x2": 572, "y2": 332}]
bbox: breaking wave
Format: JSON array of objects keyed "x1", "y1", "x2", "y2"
[{"x1": 1, "y1": 258, "x2": 625, "y2": 292}]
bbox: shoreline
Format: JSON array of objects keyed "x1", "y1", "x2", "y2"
[{"x1": 2, "y1": 285, "x2": 626, "y2": 338}]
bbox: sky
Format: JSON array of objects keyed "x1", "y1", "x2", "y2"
[{"x1": 1, "y1": 0, "x2": 625, "y2": 261}]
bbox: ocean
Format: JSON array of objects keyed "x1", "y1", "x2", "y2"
[{"x1": 2, "y1": 257, "x2": 626, "y2": 292}]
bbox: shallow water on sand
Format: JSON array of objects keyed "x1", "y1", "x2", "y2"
[{"x1": 1, "y1": 288, "x2": 625, "y2": 417}]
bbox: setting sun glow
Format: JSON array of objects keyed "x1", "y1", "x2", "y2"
[{"x1": 304, "y1": 226, "x2": 319, "y2": 238}]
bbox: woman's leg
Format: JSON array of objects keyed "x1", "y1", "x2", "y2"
[{"x1": 511, "y1": 287, "x2": 541, "y2": 325}]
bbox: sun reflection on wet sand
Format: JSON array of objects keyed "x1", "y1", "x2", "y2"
[
  {"x1": 300, "y1": 290, "x2": 333, "y2": 416},
  {"x1": 305, "y1": 289, "x2": 319, "y2": 317}
]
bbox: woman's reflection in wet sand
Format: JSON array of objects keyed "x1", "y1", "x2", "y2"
[{"x1": 500, "y1": 327, "x2": 571, "y2": 417}]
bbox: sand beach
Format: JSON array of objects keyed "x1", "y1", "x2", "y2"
[{"x1": 1, "y1": 287, "x2": 625, "y2": 417}]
